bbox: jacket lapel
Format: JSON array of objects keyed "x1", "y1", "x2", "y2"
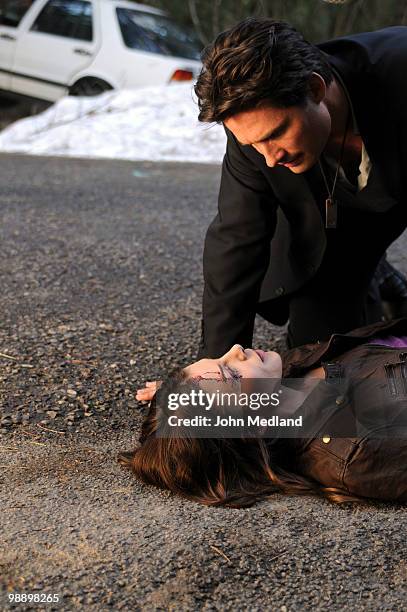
[
  {"x1": 243, "y1": 146, "x2": 327, "y2": 290},
  {"x1": 320, "y1": 48, "x2": 402, "y2": 202},
  {"x1": 282, "y1": 317, "x2": 407, "y2": 377}
]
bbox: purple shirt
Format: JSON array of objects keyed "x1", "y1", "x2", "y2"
[{"x1": 368, "y1": 335, "x2": 407, "y2": 348}]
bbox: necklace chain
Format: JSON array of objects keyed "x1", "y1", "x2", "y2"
[{"x1": 318, "y1": 110, "x2": 351, "y2": 228}]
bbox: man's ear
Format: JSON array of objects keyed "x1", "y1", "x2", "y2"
[{"x1": 308, "y1": 72, "x2": 327, "y2": 104}]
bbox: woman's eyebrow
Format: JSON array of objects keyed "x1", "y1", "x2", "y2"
[
  {"x1": 219, "y1": 364, "x2": 228, "y2": 382},
  {"x1": 202, "y1": 365, "x2": 227, "y2": 382}
]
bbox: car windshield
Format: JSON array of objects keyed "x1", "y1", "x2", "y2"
[{"x1": 116, "y1": 8, "x2": 202, "y2": 61}]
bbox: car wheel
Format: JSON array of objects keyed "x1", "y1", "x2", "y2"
[{"x1": 69, "y1": 77, "x2": 113, "y2": 97}]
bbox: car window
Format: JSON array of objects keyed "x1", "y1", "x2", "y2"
[
  {"x1": 0, "y1": 0, "x2": 35, "y2": 28},
  {"x1": 31, "y1": 0, "x2": 93, "y2": 41},
  {"x1": 116, "y1": 8, "x2": 201, "y2": 61}
]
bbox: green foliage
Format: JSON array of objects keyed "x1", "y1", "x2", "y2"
[{"x1": 143, "y1": 0, "x2": 407, "y2": 44}]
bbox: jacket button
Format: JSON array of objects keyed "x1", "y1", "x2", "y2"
[
  {"x1": 275, "y1": 287, "x2": 284, "y2": 296},
  {"x1": 322, "y1": 436, "x2": 331, "y2": 444},
  {"x1": 335, "y1": 395, "x2": 346, "y2": 405}
]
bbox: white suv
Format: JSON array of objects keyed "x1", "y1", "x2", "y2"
[{"x1": 0, "y1": 0, "x2": 202, "y2": 101}]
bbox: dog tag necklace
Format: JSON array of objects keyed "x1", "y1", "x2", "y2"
[{"x1": 318, "y1": 110, "x2": 350, "y2": 229}]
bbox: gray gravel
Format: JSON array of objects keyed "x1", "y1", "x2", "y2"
[{"x1": 0, "y1": 153, "x2": 406, "y2": 611}]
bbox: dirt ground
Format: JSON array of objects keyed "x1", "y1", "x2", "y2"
[
  {"x1": 0, "y1": 154, "x2": 406, "y2": 610},
  {"x1": 0, "y1": 96, "x2": 49, "y2": 131}
]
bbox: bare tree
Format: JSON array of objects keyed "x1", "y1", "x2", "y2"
[
  {"x1": 343, "y1": 0, "x2": 366, "y2": 32},
  {"x1": 212, "y1": 0, "x2": 222, "y2": 40},
  {"x1": 397, "y1": 0, "x2": 407, "y2": 25},
  {"x1": 188, "y1": 0, "x2": 209, "y2": 45},
  {"x1": 147, "y1": 0, "x2": 407, "y2": 46}
]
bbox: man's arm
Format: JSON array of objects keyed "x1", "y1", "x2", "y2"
[{"x1": 197, "y1": 127, "x2": 278, "y2": 359}]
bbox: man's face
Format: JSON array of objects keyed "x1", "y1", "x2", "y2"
[{"x1": 223, "y1": 80, "x2": 332, "y2": 173}]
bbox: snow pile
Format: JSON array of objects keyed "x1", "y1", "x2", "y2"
[{"x1": 0, "y1": 83, "x2": 226, "y2": 164}]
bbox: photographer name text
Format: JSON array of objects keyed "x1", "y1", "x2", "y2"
[{"x1": 167, "y1": 414, "x2": 303, "y2": 428}]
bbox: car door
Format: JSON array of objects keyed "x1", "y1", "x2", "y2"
[
  {"x1": 0, "y1": 0, "x2": 36, "y2": 90},
  {"x1": 11, "y1": 0, "x2": 98, "y2": 101}
]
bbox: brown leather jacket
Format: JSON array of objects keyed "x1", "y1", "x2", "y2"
[{"x1": 282, "y1": 318, "x2": 407, "y2": 503}]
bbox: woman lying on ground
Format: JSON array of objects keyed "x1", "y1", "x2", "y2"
[{"x1": 118, "y1": 318, "x2": 407, "y2": 508}]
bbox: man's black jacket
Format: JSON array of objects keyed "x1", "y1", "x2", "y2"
[{"x1": 198, "y1": 27, "x2": 407, "y2": 359}]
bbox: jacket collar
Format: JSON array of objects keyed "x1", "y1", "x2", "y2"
[
  {"x1": 282, "y1": 317, "x2": 407, "y2": 377},
  {"x1": 318, "y1": 45, "x2": 402, "y2": 201}
]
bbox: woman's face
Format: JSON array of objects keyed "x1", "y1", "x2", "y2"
[{"x1": 184, "y1": 344, "x2": 282, "y2": 382}]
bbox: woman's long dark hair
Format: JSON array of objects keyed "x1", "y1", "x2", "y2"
[{"x1": 118, "y1": 370, "x2": 363, "y2": 508}]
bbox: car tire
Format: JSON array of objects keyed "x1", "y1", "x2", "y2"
[{"x1": 69, "y1": 77, "x2": 113, "y2": 97}]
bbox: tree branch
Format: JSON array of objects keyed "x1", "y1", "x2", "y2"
[
  {"x1": 188, "y1": 0, "x2": 209, "y2": 45},
  {"x1": 212, "y1": 0, "x2": 222, "y2": 39}
]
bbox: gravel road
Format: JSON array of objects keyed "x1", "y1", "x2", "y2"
[{"x1": 0, "y1": 153, "x2": 406, "y2": 611}]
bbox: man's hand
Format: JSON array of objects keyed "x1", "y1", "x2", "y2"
[{"x1": 136, "y1": 381, "x2": 161, "y2": 402}]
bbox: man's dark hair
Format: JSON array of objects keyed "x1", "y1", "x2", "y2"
[{"x1": 194, "y1": 17, "x2": 333, "y2": 123}]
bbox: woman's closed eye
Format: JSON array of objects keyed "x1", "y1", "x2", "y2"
[{"x1": 220, "y1": 364, "x2": 242, "y2": 381}]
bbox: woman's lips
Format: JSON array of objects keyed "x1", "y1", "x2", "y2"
[{"x1": 254, "y1": 349, "x2": 266, "y2": 362}]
